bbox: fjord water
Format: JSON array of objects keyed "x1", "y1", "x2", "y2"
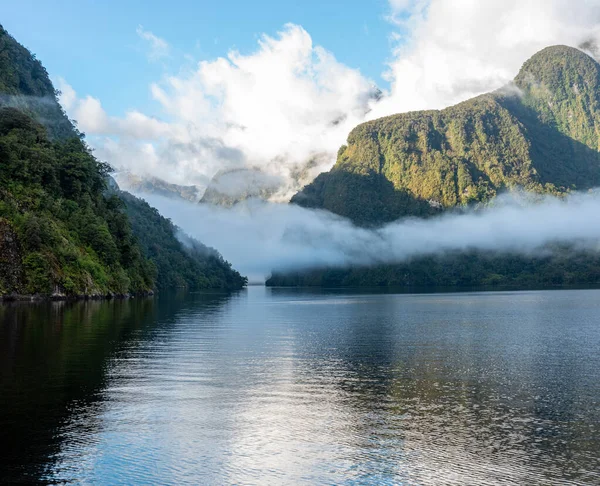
[{"x1": 1, "y1": 288, "x2": 599, "y2": 485}]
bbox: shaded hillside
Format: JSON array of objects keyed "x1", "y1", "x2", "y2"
[
  {"x1": 121, "y1": 192, "x2": 247, "y2": 290},
  {"x1": 267, "y1": 245, "x2": 600, "y2": 289},
  {"x1": 0, "y1": 24, "x2": 246, "y2": 296},
  {"x1": 292, "y1": 169, "x2": 438, "y2": 226},
  {"x1": 0, "y1": 25, "x2": 74, "y2": 139},
  {"x1": 292, "y1": 46, "x2": 600, "y2": 226}
]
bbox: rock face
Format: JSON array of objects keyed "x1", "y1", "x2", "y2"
[
  {"x1": 0, "y1": 218, "x2": 23, "y2": 294},
  {"x1": 292, "y1": 46, "x2": 600, "y2": 226}
]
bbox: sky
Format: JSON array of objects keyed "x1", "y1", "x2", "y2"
[
  {"x1": 4, "y1": 0, "x2": 600, "y2": 197},
  {"x1": 1, "y1": 0, "x2": 392, "y2": 117}
]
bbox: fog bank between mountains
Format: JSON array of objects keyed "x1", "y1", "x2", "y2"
[{"x1": 138, "y1": 191, "x2": 600, "y2": 283}]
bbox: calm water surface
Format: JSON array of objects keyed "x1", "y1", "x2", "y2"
[{"x1": 1, "y1": 287, "x2": 600, "y2": 485}]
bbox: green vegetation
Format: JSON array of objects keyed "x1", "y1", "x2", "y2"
[
  {"x1": 0, "y1": 24, "x2": 246, "y2": 297},
  {"x1": 292, "y1": 46, "x2": 600, "y2": 226},
  {"x1": 292, "y1": 170, "x2": 438, "y2": 227},
  {"x1": 515, "y1": 45, "x2": 600, "y2": 151},
  {"x1": 267, "y1": 246, "x2": 600, "y2": 288},
  {"x1": 0, "y1": 25, "x2": 74, "y2": 139},
  {"x1": 121, "y1": 192, "x2": 247, "y2": 290},
  {"x1": 277, "y1": 46, "x2": 600, "y2": 288},
  {"x1": 0, "y1": 106, "x2": 155, "y2": 295}
]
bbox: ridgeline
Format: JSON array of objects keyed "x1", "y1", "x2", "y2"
[
  {"x1": 272, "y1": 45, "x2": 600, "y2": 288},
  {"x1": 0, "y1": 25, "x2": 246, "y2": 298},
  {"x1": 292, "y1": 46, "x2": 600, "y2": 226}
]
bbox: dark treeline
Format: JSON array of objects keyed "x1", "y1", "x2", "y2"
[{"x1": 267, "y1": 245, "x2": 600, "y2": 288}]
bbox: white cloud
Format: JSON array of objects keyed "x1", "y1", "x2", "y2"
[
  {"x1": 74, "y1": 95, "x2": 110, "y2": 134},
  {"x1": 60, "y1": 24, "x2": 377, "y2": 194},
  {"x1": 136, "y1": 25, "x2": 170, "y2": 61},
  {"x1": 58, "y1": 80, "x2": 173, "y2": 139},
  {"x1": 149, "y1": 24, "x2": 376, "y2": 166},
  {"x1": 373, "y1": 0, "x2": 600, "y2": 117},
  {"x1": 56, "y1": 77, "x2": 77, "y2": 111}
]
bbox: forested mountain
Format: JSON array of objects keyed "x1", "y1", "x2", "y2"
[
  {"x1": 0, "y1": 24, "x2": 246, "y2": 297},
  {"x1": 270, "y1": 45, "x2": 600, "y2": 288},
  {"x1": 121, "y1": 192, "x2": 247, "y2": 290},
  {"x1": 292, "y1": 46, "x2": 600, "y2": 226}
]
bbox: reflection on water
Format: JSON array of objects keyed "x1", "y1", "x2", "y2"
[{"x1": 1, "y1": 288, "x2": 599, "y2": 484}]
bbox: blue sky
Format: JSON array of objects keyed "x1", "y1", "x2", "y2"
[{"x1": 2, "y1": 0, "x2": 395, "y2": 117}]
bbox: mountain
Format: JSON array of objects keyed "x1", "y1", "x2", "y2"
[
  {"x1": 200, "y1": 168, "x2": 283, "y2": 207},
  {"x1": 0, "y1": 25, "x2": 246, "y2": 297},
  {"x1": 270, "y1": 45, "x2": 600, "y2": 288},
  {"x1": 292, "y1": 46, "x2": 600, "y2": 226},
  {"x1": 115, "y1": 171, "x2": 200, "y2": 202},
  {"x1": 120, "y1": 192, "x2": 247, "y2": 290},
  {"x1": 200, "y1": 154, "x2": 330, "y2": 207}
]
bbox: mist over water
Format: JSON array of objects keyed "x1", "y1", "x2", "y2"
[{"x1": 139, "y1": 190, "x2": 600, "y2": 282}]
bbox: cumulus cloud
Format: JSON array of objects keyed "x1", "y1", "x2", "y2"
[
  {"x1": 57, "y1": 78, "x2": 173, "y2": 137},
  {"x1": 136, "y1": 25, "x2": 170, "y2": 61},
  {"x1": 145, "y1": 23, "x2": 377, "y2": 193},
  {"x1": 373, "y1": 0, "x2": 600, "y2": 117},
  {"x1": 58, "y1": 24, "x2": 377, "y2": 194},
  {"x1": 56, "y1": 77, "x2": 77, "y2": 111},
  {"x1": 137, "y1": 190, "x2": 600, "y2": 283}
]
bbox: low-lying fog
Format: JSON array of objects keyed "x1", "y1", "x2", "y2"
[{"x1": 138, "y1": 191, "x2": 600, "y2": 283}]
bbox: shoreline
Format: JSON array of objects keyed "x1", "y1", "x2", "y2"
[{"x1": 0, "y1": 290, "x2": 155, "y2": 303}]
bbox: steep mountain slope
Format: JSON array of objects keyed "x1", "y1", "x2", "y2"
[
  {"x1": 292, "y1": 46, "x2": 600, "y2": 226},
  {"x1": 0, "y1": 105, "x2": 155, "y2": 296},
  {"x1": 0, "y1": 25, "x2": 74, "y2": 139},
  {"x1": 515, "y1": 45, "x2": 600, "y2": 151},
  {"x1": 121, "y1": 192, "x2": 247, "y2": 290},
  {"x1": 0, "y1": 25, "x2": 246, "y2": 296}
]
